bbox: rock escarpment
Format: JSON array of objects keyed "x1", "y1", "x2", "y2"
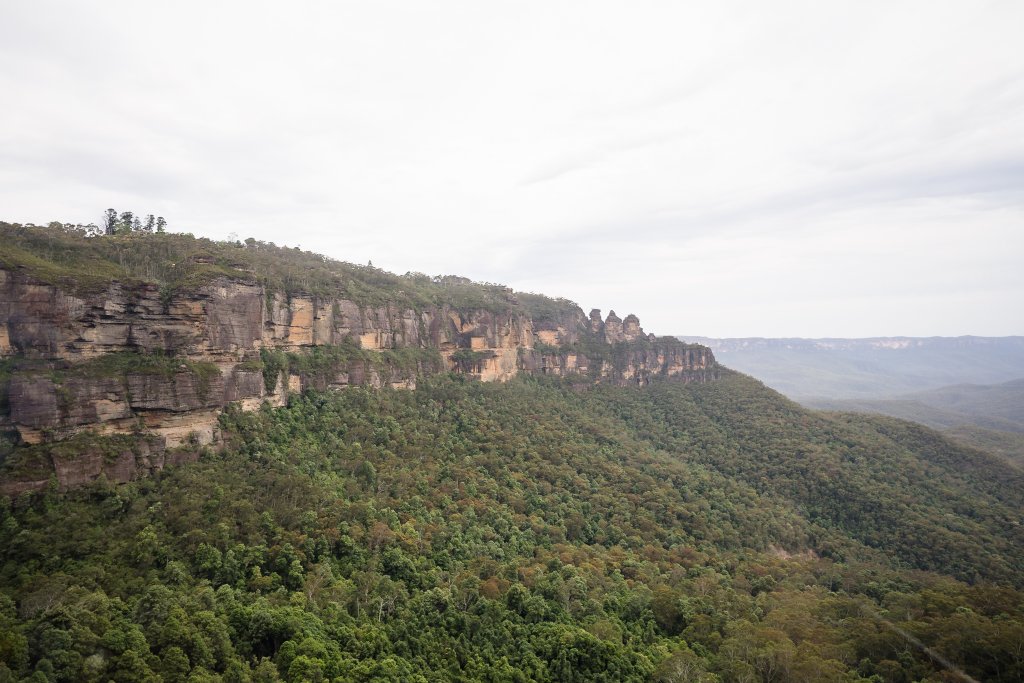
[
  {"x1": 523, "y1": 309, "x2": 715, "y2": 385},
  {"x1": 1, "y1": 265, "x2": 717, "y2": 493}
]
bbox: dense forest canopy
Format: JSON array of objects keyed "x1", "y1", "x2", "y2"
[
  {"x1": 1, "y1": 222, "x2": 1023, "y2": 682},
  {"x1": 2, "y1": 372, "x2": 1023, "y2": 682}
]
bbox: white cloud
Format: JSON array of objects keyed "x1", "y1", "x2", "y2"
[{"x1": 1, "y1": 0, "x2": 1022, "y2": 336}]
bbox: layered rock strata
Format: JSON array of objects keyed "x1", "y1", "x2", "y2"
[{"x1": 1, "y1": 268, "x2": 717, "y2": 492}]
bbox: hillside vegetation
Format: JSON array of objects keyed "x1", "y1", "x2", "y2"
[
  {"x1": 2, "y1": 223, "x2": 1023, "y2": 682},
  {"x1": 2, "y1": 373, "x2": 1023, "y2": 682},
  {"x1": 808, "y1": 379, "x2": 1024, "y2": 469},
  {"x1": 685, "y1": 335, "x2": 1024, "y2": 471},
  {"x1": 0, "y1": 222, "x2": 575, "y2": 318}
]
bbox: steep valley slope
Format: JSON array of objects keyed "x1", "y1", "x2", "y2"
[{"x1": 1, "y1": 223, "x2": 1023, "y2": 683}]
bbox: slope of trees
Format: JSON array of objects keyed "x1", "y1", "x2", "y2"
[{"x1": 2, "y1": 374, "x2": 1023, "y2": 682}]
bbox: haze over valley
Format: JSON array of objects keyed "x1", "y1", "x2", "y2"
[
  {"x1": 679, "y1": 335, "x2": 1024, "y2": 470},
  {"x1": 679, "y1": 336, "x2": 1024, "y2": 401}
]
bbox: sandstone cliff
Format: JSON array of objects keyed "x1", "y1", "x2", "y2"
[{"x1": 0, "y1": 225, "x2": 717, "y2": 493}]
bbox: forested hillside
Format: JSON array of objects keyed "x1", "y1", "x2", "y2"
[
  {"x1": 808, "y1": 379, "x2": 1024, "y2": 470},
  {"x1": 4, "y1": 0, "x2": 1022, "y2": 680},
  {"x1": 685, "y1": 334, "x2": 1024, "y2": 471},
  {"x1": 2, "y1": 372, "x2": 1023, "y2": 682},
  {"x1": 1, "y1": 224, "x2": 1023, "y2": 682}
]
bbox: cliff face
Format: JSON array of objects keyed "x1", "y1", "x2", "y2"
[
  {"x1": 523, "y1": 341, "x2": 717, "y2": 386},
  {"x1": 1, "y1": 267, "x2": 717, "y2": 493}
]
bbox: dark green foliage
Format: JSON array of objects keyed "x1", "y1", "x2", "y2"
[
  {"x1": 449, "y1": 349, "x2": 492, "y2": 373},
  {"x1": 944, "y1": 423, "x2": 1024, "y2": 469},
  {"x1": 100, "y1": 209, "x2": 164, "y2": 236},
  {"x1": 1, "y1": 374, "x2": 1023, "y2": 681},
  {"x1": 604, "y1": 372, "x2": 1024, "y2": 583},
  {"x1": 21, "y1": 431, "x2": 158, "y2": 465},
  {"x1": 103, "y1": 209, "x2": 118, "y2": 236},
  {"x1": 260, "y1": 348, "x2": 288, "y2": 393},
  {"x1": 0, "y1": 359, "x2": 13, "y2": 417},
  {"x1": 514, "y1": 293, "x2": 581, "y2": 326},
  {"x1": 284, "y1": 341, "x2": 368, "y2": 380}
]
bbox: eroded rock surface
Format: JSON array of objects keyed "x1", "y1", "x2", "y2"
[{"x1": 1, "y1": 267, "x2": 717, "y2": 491}]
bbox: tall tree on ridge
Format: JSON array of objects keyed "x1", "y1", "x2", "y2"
[
  {"x1": 119, "y1": 211, "x2": 134, "y2": 234},
  {"x1": 103, "y1": 208, "x2": 118, "y2": 235}
]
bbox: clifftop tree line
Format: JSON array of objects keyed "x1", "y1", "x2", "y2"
[{"x1": 102, "y1": 208, "x2": 167, "y2": 235}]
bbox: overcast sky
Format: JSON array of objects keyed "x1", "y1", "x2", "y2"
[{"x1": 2, "y1": 1, "x2": 1022, "y2": 337}]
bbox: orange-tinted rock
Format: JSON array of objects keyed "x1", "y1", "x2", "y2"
[{"x1": 1, "y1": 265, "x2": 718, "y2": 490}]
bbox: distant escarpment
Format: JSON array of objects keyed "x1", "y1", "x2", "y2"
[{"x1": 0, "y1": 223, "x2": 716, "y2": 492}]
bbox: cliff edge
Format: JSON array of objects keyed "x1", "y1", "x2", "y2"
[{"x1": 0, "y1": 222, "x2": 717, "y2": 492}]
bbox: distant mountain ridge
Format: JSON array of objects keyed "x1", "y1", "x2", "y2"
[
  {"x1": 680, "y1": 335, "x2": 1024, "y2": 469},
  {"x1": 678, "y1": 335, "x2": 1024, "y2": 399},
  {"x1": 682, "y1": 336, "x2": 1024, "y2": 352}
]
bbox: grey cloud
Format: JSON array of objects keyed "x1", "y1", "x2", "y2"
[{"x1": 523, "y1": 152, "x2": 1024, "y2": 255}]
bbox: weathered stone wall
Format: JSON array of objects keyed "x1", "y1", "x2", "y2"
[
  {"x1": 1, "y1": 267, "x2": 718, "y2": 491},
  {"x1": 521, "y1": 339, "x2": 718, "y2": 387}
]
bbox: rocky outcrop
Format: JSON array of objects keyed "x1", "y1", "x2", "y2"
[
  {"x1": 0, "y1": 434, "x2": 202, "y2": 497},
  {"x1": 623, "y1": 314, "x2": 643, "y2": 342},
  {"x1": 521, "y1": 337, "x2": 718, "y2": 387},
  {"x1": 10, "y1": 375, "x2": 131, "y2": 434},
  {"x1": 0, "y1": 269, "x2": 533, "y2": 363},
  {"x1": 533, "y1": 308, "x2": 586, "y2": 348},
  {"x1": 8, "y1": 369, "x2": 226, "y2": 447},
  {"x1": 583, "y1": 309, "x2": 647, "y2": 346},
  {"x1": 604, "y1": 311, "x2": 624, "y2": 344},
  {"x1": 1, "y1": 266, "x2": 717, "y2": 492}
]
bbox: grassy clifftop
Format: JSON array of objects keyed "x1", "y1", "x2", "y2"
[{"x1": 0, "y1": 222, "x2": 579, "y2": 318}]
